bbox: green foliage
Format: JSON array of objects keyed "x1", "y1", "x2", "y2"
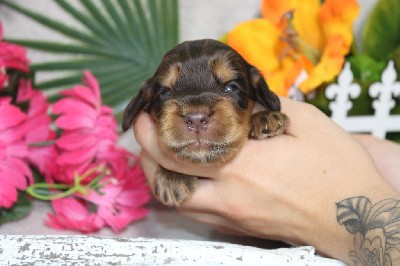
[
  {"x1": 348, "y1": 55, "x2": 386, "y2": 87},
  {"x1": 362, "y1": 0, "x2": 400, "y2": 61},
  {"x1": 394, "y1": 47, "x2": 400, "y2": 73},
  {"x1": 0, "y1": 192, "x2": 32, "y2": 225},
  {"x1": 1, "y1": 0, "x2": 180, "y2": 118},
  {"x1": 331, "y1": 0, "x2": 400, "y2": 121},
  {"x1": 305, "y1": 85, "x2": 331, "y2": 116}
]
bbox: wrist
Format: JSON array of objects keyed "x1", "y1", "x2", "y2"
[{"x1": 299, "y1": 180, "x2": 400, "y2": 264}]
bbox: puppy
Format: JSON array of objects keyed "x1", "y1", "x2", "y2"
[{"x1": 123, "y1": 39, "x2": 288, "y2": 206}]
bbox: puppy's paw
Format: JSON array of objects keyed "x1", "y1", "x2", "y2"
[
  {"x1": 153, "y1": 167, "x2": 198, "y2": 207},
  {"x1": 250, "y1": 111, "x2": 289, "y2": 139}
]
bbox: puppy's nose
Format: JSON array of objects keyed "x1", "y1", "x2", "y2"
[{"x1": 183, "y1": 112, "x2": 210, "y2": 131}]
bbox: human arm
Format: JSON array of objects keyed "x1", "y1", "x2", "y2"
[
  {"x1": 353, "y1": 134, "x2": 400, "y2": 192},
  {"x1": 133, "y1": 97, "x2": 400, "y2": 264}
]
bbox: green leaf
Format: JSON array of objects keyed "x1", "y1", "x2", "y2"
[
  {"x1": 346, "y1": 55, "x2": 387, "y2": 116},
  {"x1": 393, "y1": 46, "x2": 400, "y2": 73},
  {"x1": 4, "y1": 39, "x2": 128, "y2": 59},
  {"x1": 348, "y1": 55, "x2": 386, "y2": 87},
  {"x1": 305, "y1": 84, "x2": 331, "y2": 116},
  {"x1": 0, "y1": 192, "x2": 32, "y2": 225},
  {"x1": 1, "y1": 0, "x2": 180, "y2": 121},
  {"x1": 1, "y1": 0, "x2": 103, "y2": 46},
  {"x1": 362, "y1": 0, "x2": 400, "y2": 61}
]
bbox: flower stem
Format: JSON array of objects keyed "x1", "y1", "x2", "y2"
[
  {"x1": 26, "y1": 164, "x2": 109, "y2": 201},
  {"x1": 28, "y1": 140, "x2": 56, "y2": 147}
]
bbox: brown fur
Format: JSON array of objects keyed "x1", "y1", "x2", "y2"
[
  {"x1": 208, "y1": 52, "x2": 237, "y2": 84},
  {"x1": 122, "y1": 39, "x2": 289, "y2": 206},
  {"x1": 160, "y1": 62, "x2": 182, "y2": 88}
]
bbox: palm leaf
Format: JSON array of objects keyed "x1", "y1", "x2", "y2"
[{"x1": 1, "y1": 0, "x2": 180, "y2": 120}]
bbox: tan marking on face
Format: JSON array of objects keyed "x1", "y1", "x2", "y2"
[
  {"x1": 208, "y1": 52, "x2": 237, "y2": 84},
  {"x1": 156, "y1": 98, "x2": 254, "y2": 165},
  {"x1": 160, "y1": 62, "x2": 182, "y2": 88}
]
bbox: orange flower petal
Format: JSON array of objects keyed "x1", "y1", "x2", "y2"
[
  {"x1": 292, "y1": 0, "x2": 324, "y2": 52},
  {"x1": 230, "y1": 0, "x2": 359, "y2": 95},
  {"x1": 319, "y1": 0, "x2": 360, "y2": 47},
  {"x1": 299, "y1": 35, "x2": 346, "y2": 93},
  {"x1": 227, "y1": 19, "x2": 281, "y2": 76},
  {"x1": 262, "y1": 0, "x2": 324, "y2": 51},
  {"x1": 261, "y1": 0, "x2": 295, "y2": 25}
]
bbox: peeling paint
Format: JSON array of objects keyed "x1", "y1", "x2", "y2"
[
  {"x1": 0, "y1": 235, "x2": 345, "y2": 265},
  {"x1": 19, "y1": 243, "x2": 30, "y2": 252}
]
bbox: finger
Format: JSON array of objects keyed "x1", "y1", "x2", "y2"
[
  {"x1": 140, "y1": 148, "x2": 223, "y2": 208},
  {"x1": 214, "y1": 226, "x2": 248, "y2": 237},
  {"x1": 353, "y1": 134, "x2": 400, "y2": 191},
  {"x1": 178, "y1": 208, "x2": 251, "y2": 237},
  {"x1": 140, "y1": 149, "x2": 158, "y2": 186},
  {"x1": 179, "y1": 178, "x2": 221, "y2": 211},
  {"x1": 178, "y1": 209, "x2": 239, "y2": 231},
  {"x1": 133, "y1": 112, "x2": 220, "y2": 178},
  {"x1": 278, "y1": 96, "x2": 348, "y2": 138}
]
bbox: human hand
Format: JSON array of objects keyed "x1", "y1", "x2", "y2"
[
  {"x1": 134, "y1": 97, "x2": 399, "y2": 264},
  {"x1": 353, "y1": 134, "x2": 400, "y2": 192}
]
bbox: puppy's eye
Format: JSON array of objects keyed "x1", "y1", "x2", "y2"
[
  {"x1": 160, "y1": 87, "x2": 172, "y2": 99},
  {"x1": 224, "y1": 81, "x2": 240, "y2": 93}
]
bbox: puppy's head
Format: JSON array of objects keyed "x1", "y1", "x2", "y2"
[{"x1": 123, "y1": 39, "x2": 280, "y2": 164}]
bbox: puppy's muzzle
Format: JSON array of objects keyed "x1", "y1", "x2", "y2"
[{"x1": 183, "y1": 111, "x2": 211, "y2": 132}]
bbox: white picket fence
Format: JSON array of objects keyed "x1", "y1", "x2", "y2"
[{"x1": 290, "y1": 61, "x2": 400, "y2": 139}]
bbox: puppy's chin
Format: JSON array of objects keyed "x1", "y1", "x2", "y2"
[{"x1": 161, "y1": 139, "x2": 243, "y2": 165}]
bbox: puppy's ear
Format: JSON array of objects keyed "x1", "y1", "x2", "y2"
[
  {"x1": 249, "y1": 67, "x2": 281, "y2": 111},
  {"x1": 122, "y1": 80, "x2": 153, "y2": 131}
]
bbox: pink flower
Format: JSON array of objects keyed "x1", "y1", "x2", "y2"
[
  {"x1": 0, "y1": 98, "x2": 32, "y2": 208},
  {"x1": 46, "y1": 197, "x2": 105, "y2": 233},
  {"x1": 0, "y1": 23, "x2": 29, "y2": 90},
  {"x1": 43, "y1": 71, "x2": 150, "y2": 233},
  {"x1": 84, "y1": 149, "x2": 150, "y2": 233},
  {"x1": 0, "y1": 23, "x2": 29, "y2": 72},
  {"x1": 52, "y1": 71, "x2": 118, "y2": 184},
  {"x1": 46, "y1": 150, "x2": 150, "y2": 233},
  {"x1": 17, "y1": 79, "x2": 58, "y2": 180}
]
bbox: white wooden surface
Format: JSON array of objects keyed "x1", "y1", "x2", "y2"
[{"x1": 0, "y1": 235, "x2": 345, "y2": 265}]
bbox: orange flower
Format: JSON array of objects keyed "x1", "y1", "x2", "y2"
[{"x1": 227, "y1": 0, "x2": 359, "y2": 95}]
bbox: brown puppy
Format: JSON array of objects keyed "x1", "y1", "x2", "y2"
[{"x1": 123, "y1": 39, "x2": 288, "y2": 206}]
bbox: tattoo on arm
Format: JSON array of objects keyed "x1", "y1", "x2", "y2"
[{"x1": 336, "y1": 196, "x2": 400, "y2": 265}]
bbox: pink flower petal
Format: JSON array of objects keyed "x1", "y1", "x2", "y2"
[
  {"x1": 0, "y1": 43, "x2": 29, "y2": 72},
  {"x1": 52, "y1": 98, "x2": 97, "y2": 118},
  {"x1": 28, "y1": 145, "x2": 58, "y2": 178},
  {"x1": 116, "y1": 190, "x2": 151, "y2": 208},
  {"x1": 6, "y1": 142, "x2": 29, "y2": 158},
  {"x1": 46, "y1": 198, "x2": 105, "y2": 233},
  {"x1": 56, "y1": 131, "x2": 95, "y2": 150},
  {"x1": 55, "y1": 114, "x2": 95, "y2": 130},
  {"x1": 83, "y1": 70, "x2": 100, "y2": 101},
  {"x1": 0, "y1": 102, "x2": 26, "y2": 130},
  {"x1": 0, "y1": 165, "x2": 27, "y2": 190},
  {"x1": 99, "y1": 206, "x2": 149, "y2": 233},
  {"x1": 60, "y1": 85, "x2": 98, "y2": 108},
  {"x1": 25, "y1": 123, "x2": 53, "y2": 143},
  {"x1": 16, "y1": 79, "x2": 36, "y2": 103},
  {"x1": 56, "y1": 145, "x2": 98, "y2": 165},
  {"x1": 0, "y1": 192, "x2": 15, "y2": 208},
  {"x1": 27, "y1": 92, "x2": 49, "y2": 116},
  {"x1": 0, "y1": 180, "x2": 17, "y2": 200}
]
